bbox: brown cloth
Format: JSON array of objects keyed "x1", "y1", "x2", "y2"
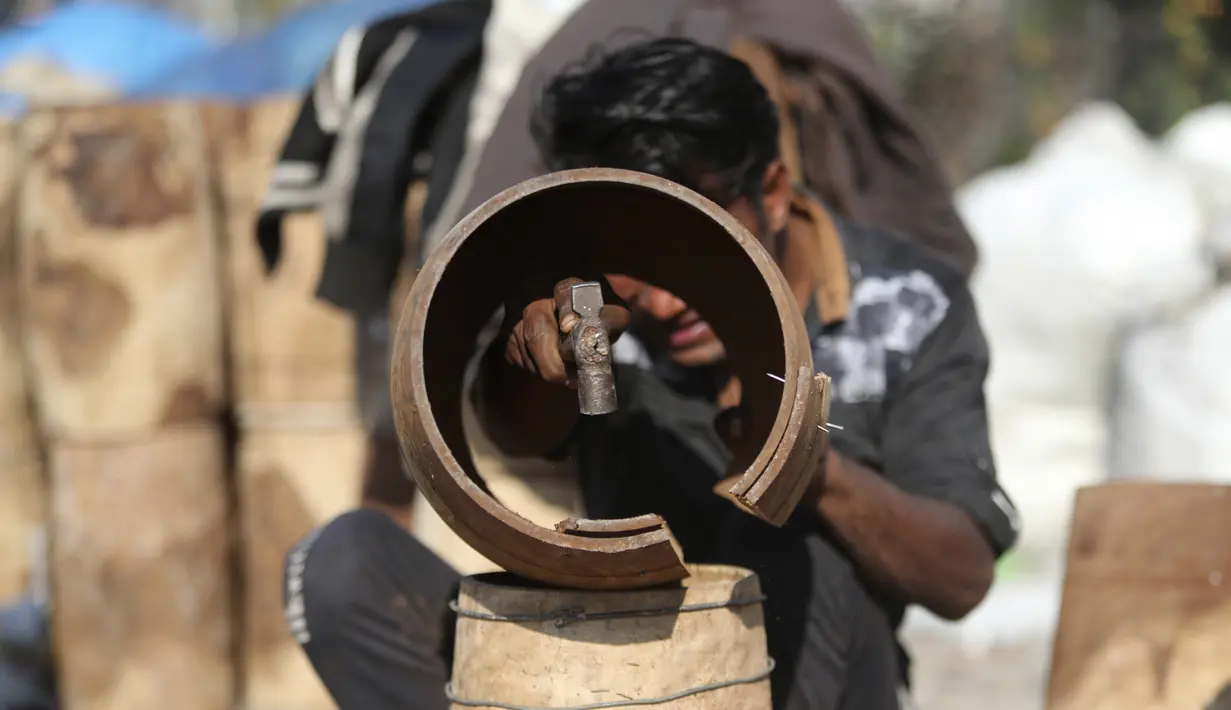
[
  {"x1": 429, "y1": 0, "x2": 977, "y2": 275},
  {"x1": 791, "y1": 188, "x2": 851, "y2": 326}
]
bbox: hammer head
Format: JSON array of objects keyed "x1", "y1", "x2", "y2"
[
  {"x1": 570, "y1": 282, "x2": 604, "y2": 319},
  {"x1": 570, "y1": 282, "x2": 617, "y2": 416}
]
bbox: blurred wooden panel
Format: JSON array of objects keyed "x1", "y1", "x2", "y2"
[
  {"x1": 204, "y1": 99, "x2": 357, "y2": 419},
  {"x1": 0, "y1": 118, "x2": 47, "y2": 603},
  {"x1": 1047, "y1": 483, "x2": 1231, "y2": 710},
  {"x1": 237, "y1": 425, "x2": 366, "y2": 710},
  {"x1": 51, "y1": 425, "x2": 232, "y2": 710},
  {"x1": 0, "y1": 461, "x2": 44, "y2": 603},
  {"x1": 17, "y1": 102, "x2": 223, "y2": 441},
  {"x1": 0, "y1": 118, "x2": 37, "y2": 460}
]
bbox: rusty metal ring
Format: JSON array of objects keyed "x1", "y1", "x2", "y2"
[{"x1": 391, "y1": 169, "x2": 828, "y2": 589}]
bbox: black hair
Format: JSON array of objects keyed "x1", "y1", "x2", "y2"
[{"x1": 531, "y1": 37, "x2": 780, "y2": 207}]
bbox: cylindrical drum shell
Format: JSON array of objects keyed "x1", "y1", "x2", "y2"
[{"x1": 451, "y1": 564, "x2": 772, "y2": 709}]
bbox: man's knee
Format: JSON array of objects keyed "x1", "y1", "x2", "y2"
[
  {"x1": 283, "y1": 508, "x2": 460, "y2": 646},
  {"x1": 283, "y1": 509, "x2": 457, "y2": 709},
  {"x1": 284, "y1": 509, "x2": 386, "y2": 644}
]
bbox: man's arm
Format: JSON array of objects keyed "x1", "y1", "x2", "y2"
[
  {"x1": 805, "y1": 273, "x2": 1018, "y2": 620},
  {"x1": 809, "y1": 452, "x2": 997, "y2": 620}
]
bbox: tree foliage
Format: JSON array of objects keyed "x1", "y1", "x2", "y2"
[{"x1": 858, "y1": 0, "x2": 1231, "y2": 181}]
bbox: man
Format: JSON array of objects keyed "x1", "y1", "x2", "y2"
[
  {"x1": 424, "y1": 0, "x2": 977, "y2": 274},
  {"x1": 285, "y1": 38, "x2": 1018, "y2": 710},
  {"x1": 264, "y1": 0, "x2": 976, "y2": 544}
]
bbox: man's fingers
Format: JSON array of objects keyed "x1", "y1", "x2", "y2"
[
  {"x1": 505, "y1": 332, "x2": 524, "y2": 368},
  {"x1": 503, "y1": 280, "x2": 601, "y2": 387},
  {"x1": 599, "y1": 304, "x2": 631, "y2": 340},
  {"x1": 553, "y1": 277, "x2": 585, "y2": 334},
  {"x1": 515, "y1": 321, "x2": 538, "y2": 375},
  {"x1": 523, "y1": 305, "x2": 569, "y2": 383}
]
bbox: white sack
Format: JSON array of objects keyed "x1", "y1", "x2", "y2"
[
  {"x1": 1113, "y1": 287, "x2": 1231, "y2": 482},
  {"x1": 1163, "y1": 103, "x2": 1231, "y2": 268},
  {"x1": 958, "y1": 101, "x2": 1215, "y2": 564}
]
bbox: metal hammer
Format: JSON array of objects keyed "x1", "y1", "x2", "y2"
[{"x1": 566, "y1": 282, "x2": 617, "y2": 415}]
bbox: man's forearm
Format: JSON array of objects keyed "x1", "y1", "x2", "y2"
[
  {"x1": 474, "y1": 336, "x2": 579, "y2": 457},
  {"x1": 811, "y1": 452, "x2": 995, "y2": 620}
]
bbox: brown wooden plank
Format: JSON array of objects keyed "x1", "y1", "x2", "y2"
[
  {"x1": 203, "y1": 99, "x2": 357, "y2": 417},
  {"x1": 237, "y1": 425, "x2": 366, "y2": 710},
  {"x1": 50, "y1": 426, "x2": 233, "y2": 710},
  {"x1": 18, "y1": 102, "x2": 223, "y2": 441},
  {"x1": 1047, "y1": 483, "x2": 1231, "y2": 710},
  {"x1": 0, "y1": 117, "x2": 47, "y2": 602},
  {"x1": 0, "y1": 461, "x2": 44, "y2": 602}
]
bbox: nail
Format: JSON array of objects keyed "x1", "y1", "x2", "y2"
[
  {"x1": 560, "y1": 314, "x2": 579, "y2": 332},
  {"x1": 766, "y1": 373, "x2": 786, "y2": 383}
]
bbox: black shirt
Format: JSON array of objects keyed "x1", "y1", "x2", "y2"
[{"x1": 568, "y1": 217, "x2": 1020, "y2": 698}]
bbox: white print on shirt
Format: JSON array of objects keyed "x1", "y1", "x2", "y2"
[
  {"x1": 284, "y1": 527, "x2": 323, "y2": 645},
  {"x1": 813, "y1": 269, "x2": 951, "y2": 403}
]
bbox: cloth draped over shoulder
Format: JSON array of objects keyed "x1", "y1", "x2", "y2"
[
  {"x1": 423, "y1": 0, "x2": 977, "y2": 276},
  {"x1": 256, "y1": 0, "x2": 492, "y2": 315}
]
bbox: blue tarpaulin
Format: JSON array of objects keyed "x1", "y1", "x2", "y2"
[
  {"x1": 0, "y1": 2, "x2": 213, "y2": 90},
  {"x1": 0, "y1": 1, "x2": 214, "y2": 115},
  {"x1": 131, "y1": 0, "x2": 435, "y2": 101}
]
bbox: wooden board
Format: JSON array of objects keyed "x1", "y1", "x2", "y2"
[
  {"x1": 204, "y1": 100, "x2": 357, "y2": 419},
  {"x1": 237, "y1": 425, "x2": 367, "y2": 710},
  {"x1": 1047, "y1": 482, "x2": 1231, "y2": 710},
  {"x1": 0, "y1": 461, "x2": 45, "y2": 602},
  {"x1": 17, "y1": 103, "x2": 223, "y2": 441},
  {"x1": 50, "y1": 426, "x2": 232, "y2": 710},
  {"x1": 1, "y1": 119, "x2": 48, "y2": 604},
  {"x1": 0, "y1": 118, "x2": 39, "y2": 465}
]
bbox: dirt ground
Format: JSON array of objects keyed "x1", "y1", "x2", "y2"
[
  {"x1": 903, "y1": 629, "x2": 1050, "y2": 710},
  {"x1": 899, "y1": 577, "x2": 1059, "y2": 710}
]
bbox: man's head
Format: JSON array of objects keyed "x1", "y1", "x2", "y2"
[{"x1": 532, "y1": 37, "x2": 791, "y2": 367}]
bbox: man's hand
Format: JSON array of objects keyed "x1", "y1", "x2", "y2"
[
  {"x1": 477, "y1": 277, "x2": 630, "y2": 457},
  {"x1": 504, "y1": 277, "x2": 631, "y2": 387}
]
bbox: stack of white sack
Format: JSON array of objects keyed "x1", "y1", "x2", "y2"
[
  {"x1": 906, "y1": 102, "x2": 1215, "y2": 650},
  {"x1": 958, "y1": 102, "x2": 1215, "y2": 578},
  {"x1": 1111, "y1": 104, "x2": 1231, "y2": 483}
]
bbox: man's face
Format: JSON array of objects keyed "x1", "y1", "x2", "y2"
[
  {"x1": 604, "y1": 172, "x2": 790, "y2": 368},
  {"x1": 604, "y1": 273, "x2": 727, "y2": 367}
]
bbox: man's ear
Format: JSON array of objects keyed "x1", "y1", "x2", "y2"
[{"x1": 762, "y1": 161, "x2": 792, "y2": 233}]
